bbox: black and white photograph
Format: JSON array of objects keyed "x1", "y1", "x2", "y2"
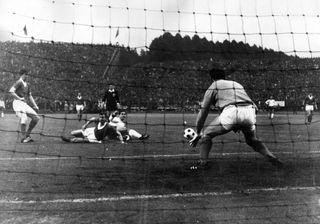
[{"x1": 0, "y1": 0, "x2": 320, "y2": 223}]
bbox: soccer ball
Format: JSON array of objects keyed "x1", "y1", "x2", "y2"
[{"x1": 184, "y1": 128, "x2": 196, "y2": 140}]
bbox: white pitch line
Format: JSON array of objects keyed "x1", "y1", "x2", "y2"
[
  {"x1": 0, "y1": 150, "x2": 319, "y2": 161},
  {"x1": 0, "y1": 186, "x2": 319, "y2": 204}
]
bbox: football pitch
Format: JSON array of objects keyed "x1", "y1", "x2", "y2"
[{"x1": 0, "y1": 112, "x2": 320, "y2": 223}]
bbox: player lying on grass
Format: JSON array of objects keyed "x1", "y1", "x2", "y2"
[
  {"x1": 189, "y1": 66, "x2": 283, "y2": 170},
  {"x1": 61, "y1": 113, "x2": 125, "y2": 144},
  {"x1": 109, "y1": 110, "x2": 150, "y2": 141}
]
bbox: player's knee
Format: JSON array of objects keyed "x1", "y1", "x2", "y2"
[
  {"x1": 200, "y1": 135, "x2": 212, "y2": 145},
  {"x1": 32, "y1": 115, "x2": 40, "y2": 123},
  {"x1": 20, "y1": 116, "x2": 28, "y2": 125}
]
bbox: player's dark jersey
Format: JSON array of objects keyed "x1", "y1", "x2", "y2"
[
  {"x1": 94, "y1": 122, "x2": 118, "y2": 141},
  {"x1": 103, "y1": 89, "x2": 120, "y2": 111},
  {"x1": 12, "y1": 79, "x2": 30, "y2": 98},
  {"x1": 76, "y1": 96, "x2": 85, "y2": 105},
  {"x1": 305, "y1": 96, "x2": 316, "y2": 106}
]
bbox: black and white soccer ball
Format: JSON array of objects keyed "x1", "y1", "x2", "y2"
[{"x1": 184, "y1": 128, "x2": 196, "y2": 140}]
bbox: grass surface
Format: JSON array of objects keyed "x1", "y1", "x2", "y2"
[{"x1": 0, "y1": 112, "x2": 319, "y2": 223}]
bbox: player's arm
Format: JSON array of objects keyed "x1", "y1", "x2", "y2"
[
  {"x1": 82, "y1": 117, "x2": 99, "y2": 130},
  {"x1": 189, "y1": 88, "x2": 213, "y2": 148},
  {"x1": 195, "y1": 88, "x2": 213, "y2": 135},
  {"x1": 102, "y1": 92, "x2": 107, "y2": 103},
  {"x1": 115, "y1": 92, "x2": 121, "y2": 109},
  {"x1": 115, "y1": 129, "x2": 125, "y2": 144},
  {"x1": 28, "y1": 93, "x2": 39, "y2": 110}
]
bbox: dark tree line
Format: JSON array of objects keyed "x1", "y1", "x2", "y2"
[{"x1": 141, "y1": 32, "x2": 289, "y2": 62}]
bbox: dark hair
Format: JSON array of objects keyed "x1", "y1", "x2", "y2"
[
  {"x1": 19, "y1": 69, "x2": 28, "y2": 75},
  {"x1": 209, "y1": 68, "x2": 226, "y2": 80}
]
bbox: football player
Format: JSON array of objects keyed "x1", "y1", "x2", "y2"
[
  {"x1": 61, "y1": 112, "x2": 124, "y2": 143},
  {"x1": 304, "y1": 93, "x2": 317, "y2": 124},
  {"x1": 265, "y1": 96, "x2": 277, "y2": 120},
  {"x1": 9, "y1": 69, "x2": 40, "y2": 143},
  {"x1": 102, "y1": 83, "x2": 121, "y2": 118},
  {"x1": 189, "y1": 66, "x2": 283, "y2": 170},
  {"x1": 109, "y1": 110, "x2": 149, "y2": 141},
  {"x1": 75, "y1": 92, "x2": 85, "y2": 121}
]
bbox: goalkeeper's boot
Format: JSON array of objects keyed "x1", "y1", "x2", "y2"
[
  {"x1": 267, "y1": 156, "x2": 284, "y2": 168},
  {"x1": 190, "y1": 160, "x2": 210, "y2": 170}
]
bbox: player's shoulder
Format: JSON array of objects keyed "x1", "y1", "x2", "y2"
[{"x1": 13, "y1": 78, "x2": 23, "y2": 86}]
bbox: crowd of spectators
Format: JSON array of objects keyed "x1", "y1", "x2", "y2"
[{"x1": 0, "y1": 41, "x2": 319, "y2": 113}]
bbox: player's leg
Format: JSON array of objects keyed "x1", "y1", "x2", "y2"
[
  {"x1": 70, "y1": 129, "x2": 85, "y2": 137},
  {"x1": 13, "y1": 100, "x2": 31, "y2": 142},
  {"x1": 243, "y1": 129, "x2": 283, "y2": 168},
  {"x1": 79, "y1": 107, "x2": 83, "y2": 121},
  {"x1": 191, "y1": 116, "x2": 230, "y2": 170},
  {"x1": 76, "y1": 105, "x2": 80, "y2": 121},
  {"x1": 0, "y1": 107, "x2": 3, "y2": 118},
  {"x1": 19, "y1": 113, "x2": 28, "y2": 142},
  {"x1": 127, "y1": 129, "x2": 149, "y2": 140},
  {"x1": 308, "y1": 110, "x2": 313, "y2": 123},
  {"x1": 305, "y1": 109, "x2": 311, "y2": 123},
  {"x1": 61, "y1": 136, "x2": 89, "y2": 143},
  {"x1": 24, "y1": 106, "x2": 40, "y2": 142},
  {"x1": 270, "y1": 108, "x2": 274, "y2": 119}
]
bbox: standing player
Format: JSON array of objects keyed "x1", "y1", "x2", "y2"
[
  {"x1": 61, "y1": 112, "x2": 125, "y2": 143},
  {"x1": 9, "y1": 69, "x2": 40, "y2": 143},
  {"x1": 189, "y1": 67, "x2": 283, "y2": 170},
  {"x1": 0, "y1": 94, "x2": 5, "y2": 118},
  {"x1": 109, "y1": 110, "x2": 149, "y2": 141},
  {"x1": 103, "y1": 83, "x2": 121, "y2": 118},
  {"x1": 76, "y1": 92, "x2": 86, "y2": 121},
  {"x1": 265, "y1": 96, "x2": 278, "y2": 120},
  {"x1": 304, "y1": 93, "x2": 317, "y2": 124}
]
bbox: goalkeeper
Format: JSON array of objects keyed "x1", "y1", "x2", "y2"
[
  {"x1": 189, "y1": 66, "x2": 283, "y2": 170},
  {"x1": 61, "y1": 112, "x2": 124, "y2": 143}
]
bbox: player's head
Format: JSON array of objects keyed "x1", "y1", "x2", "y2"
[
  {"x1": 109, "y1": 83, "x2": 115, "y2": 90},
  {"x1": 98, "y1": 112, "x2": 108, "y2": 123},
  {"x1": 119, "y1": 110, "x2": 127, "y2": 120},
  {"x1": 209, "y1": 66, "x2": 226, "y2": 81},
  {"x1": 19, "y1": 69, "x2": 28, "y2": 81}
]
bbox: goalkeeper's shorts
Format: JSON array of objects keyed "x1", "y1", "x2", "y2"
[{"x1": 219, "y1": 104, "x2": 256, "y2": 132}]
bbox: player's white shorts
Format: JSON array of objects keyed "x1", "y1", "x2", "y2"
[
  {"x1": 81, "y1": 127, "x2": 101, "y2": 143},
  {"x1": 305, "y1": 105, "x2": 314, "y2": 111},
  {"x1": 76, "y1": 104, "x2": 84, "y2": 111},
  {"x1": 12, "y1": 99, "x2": 37, "y2": 123},
  {"x1": 0, "y1": 100, "x2": 5, "y2": 108},
  {"x1": 219, "y1": 105, "x2": 256, "y2": 131}
]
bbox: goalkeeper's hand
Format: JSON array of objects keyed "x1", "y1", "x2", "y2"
[{"x1": 189, "y1": 134, "x2": 201, "y2": 147}]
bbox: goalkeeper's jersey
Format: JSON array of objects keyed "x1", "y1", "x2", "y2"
[{"x1": 202, "y1": 79, "x2": 254, "y2": 110}]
